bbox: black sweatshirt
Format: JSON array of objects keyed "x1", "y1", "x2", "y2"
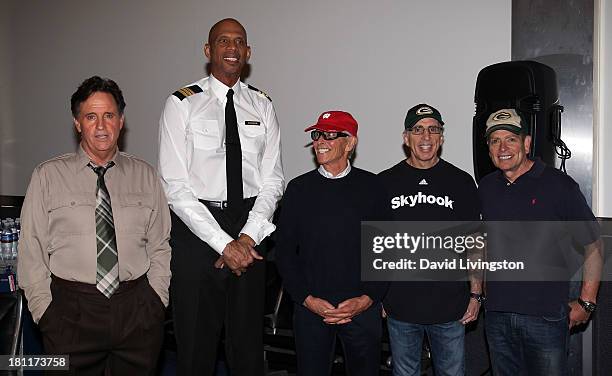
[
  {"x1": 378, "y1": 159, "x2": 480, "y2": 323},
  {"x1": 275, "y1": 167, "x2": 389, "y2": 306}
]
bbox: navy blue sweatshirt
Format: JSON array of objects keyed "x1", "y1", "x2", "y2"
[{"x1": 275, "y1": 167, "x2": 389, "y2": 305}]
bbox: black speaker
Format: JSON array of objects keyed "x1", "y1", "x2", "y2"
[{"x1": 472, "y1": 60, "x2": 564, "y2": 182}]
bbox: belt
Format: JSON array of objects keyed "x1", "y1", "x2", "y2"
[
  {"x1": 202, "y1": 200, "x2": 229, "y2": 209},
  {"x1": 51, "y1": 274, "x2": 147, "y2": 295},
  {"x1": 200, "y1": 197, "x2": 256, "y2": 210}
]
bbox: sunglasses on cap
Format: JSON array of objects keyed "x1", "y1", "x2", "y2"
[{"x1": 310, "y1": 130, "x2": 350, "y2": 141}]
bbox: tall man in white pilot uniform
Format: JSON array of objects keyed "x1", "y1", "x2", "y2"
[{"x1": 157, "y1": 18, "x2": 284, "y2": 375}]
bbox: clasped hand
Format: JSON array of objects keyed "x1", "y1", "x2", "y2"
[
  {"x1": 214, "y1": 234, "x2": 262, "y2": 276},
  {"x1": 303, "y1": 295, "x2": 373, "y2": 325}
]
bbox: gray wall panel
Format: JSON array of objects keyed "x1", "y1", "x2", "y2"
[{"x1": 0, "y1": 0, "x2": 510, "y2": 195}]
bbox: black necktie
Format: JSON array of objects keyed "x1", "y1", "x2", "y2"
[
  {"x1": 225, "y1": 89, "x2": 243, "y2": 208},
  {"x1": 89, "y1": 162, "x2": 119, "y2": 298}
]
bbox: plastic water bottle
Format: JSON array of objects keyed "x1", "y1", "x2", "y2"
[
  {"x1": 9, "y1": 219, "x2": 18, "y2": 259},
  {"x1": 1, "y1": 222, "x2": 11, "y2": 261}
]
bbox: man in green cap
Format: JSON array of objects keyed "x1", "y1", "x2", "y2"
[{"x1": 379, "y1": 103, "x2": 483, "y2": 376}]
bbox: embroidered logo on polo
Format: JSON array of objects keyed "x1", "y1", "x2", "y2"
[
  {"x1": 415, "y1": 106, "x2": 434, "y2": 115},
  {"x1": 492, "y1": 111, "x2": 512, "y2": 121},
  {"x1": 391, "y1": 192, "x2": 454, "y2": 210}
]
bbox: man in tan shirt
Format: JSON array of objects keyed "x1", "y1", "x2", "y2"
[{"x1": 18, "y1": 76, "x2": 171, "y2": 374}]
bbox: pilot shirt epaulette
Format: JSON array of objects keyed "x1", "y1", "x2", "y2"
[
  {"x1": 247, "y1": 84, "x2": 272, "y2": 102},
  {"x1": 172, "y1": 84, "x2": 203, "y2": 101}
]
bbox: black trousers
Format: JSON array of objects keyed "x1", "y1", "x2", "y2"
[
  {"x1": 170, "y1": 198, "x2": 266, "y2": 376},
  {"x1": 293, "y1": 302, "x2": 382, "y2": 376},
  {"x1": 40, "y1": 275, "x2": 165, "y2": 375}
]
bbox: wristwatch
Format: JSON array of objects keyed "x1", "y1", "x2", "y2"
[
  {"x1": 578, "y1": 298, "x2": 597, "y2": 313},
  {"x1": 470, "y1": 292, "x2": 485, "y2": 303}
]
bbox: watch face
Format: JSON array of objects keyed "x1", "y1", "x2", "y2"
[
  {"x1": 470, "y1": 293, "x2": 484, "y2": 303},
  {"x1": 580, "y1": 299, "x2": 596, "y2": 312}
]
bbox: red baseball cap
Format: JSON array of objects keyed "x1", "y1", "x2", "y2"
[{"x1": 304, "y1": 111, "x2": 358, "y2": 137}]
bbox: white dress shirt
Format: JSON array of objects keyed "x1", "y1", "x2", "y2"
[
  {"x1": 318, "y1": 163, "x2": 351, "y2": 179},
  {"x1": 158, "y1": 75, "x2": 285, "y2": 254}
]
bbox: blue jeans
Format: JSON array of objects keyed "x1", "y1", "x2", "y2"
[
  {"x1": 387, "y1": 317, "x2": 464, "y2": 376},
  {"x1": 485, "y1": 311, "x2": 569, "y2": 376}
]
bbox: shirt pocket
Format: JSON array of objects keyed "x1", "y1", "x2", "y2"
[
  {"x1": 240, "y1": 124, "x2": 266, "y2": 153},
  {"x1": 191, "y1": 120, "x2": 220, "y2": 150},
  {"x1": 48, "y1": 193, "x2": 96, "y2": 236},
  {"x1": 116, "y1": 193, "x2": 154, "y2": 235}
]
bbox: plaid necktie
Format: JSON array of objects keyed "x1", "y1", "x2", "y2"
[{"x1": 89, "y1": 162, "x2": 119, "y2": 298}]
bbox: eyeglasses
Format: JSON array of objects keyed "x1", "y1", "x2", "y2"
[
  {"x1": 310, "y1": 130, "x2": 350, "y2": 141},
  {"x1": 409, "y1": 125, "x2": 444, "y2": 135}
]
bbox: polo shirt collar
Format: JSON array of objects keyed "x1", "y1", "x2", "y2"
[
  {"x1": 494, "y1": 157, "x2": 544, "y2": 184},
  {"x1": 524, "y1": 157, "x2": 545, "y2": 178},
  {"x1": 209, "y1": 74, "x2": 242, "y2": 102}
]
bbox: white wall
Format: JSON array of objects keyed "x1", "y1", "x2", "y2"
[
  {"x1": 0, "y1": 1, "x2": 15, "y2": 194},
  {"x1": 595, "y1": 0, "x2": 612, "y2": 217},
  {"x1": 0, "y1": 0, "x2": 511, "y2": 195}
]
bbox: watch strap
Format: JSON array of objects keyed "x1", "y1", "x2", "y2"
[
  {"x1": 578, "y1": 298, "x2": 596, "y2": 313},
  {"x1": 470, "y1": 292, "x2": 485, "y2": 303}
]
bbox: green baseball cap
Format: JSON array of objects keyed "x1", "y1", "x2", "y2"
[{"x1": 404, "y1": 103, "x2": 444, "y2": 130}]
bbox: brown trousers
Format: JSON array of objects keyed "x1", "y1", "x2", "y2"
[{"x1": 39, "y1": 275, "x2": 165, "y2": 375}]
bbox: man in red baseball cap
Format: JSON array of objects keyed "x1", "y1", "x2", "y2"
[
  {"x1": 276, "y1": 110, "x2": 388, "y2": 375},
  {"x1": 304, "y1": 111, "x2": 358, "y2": 176}
]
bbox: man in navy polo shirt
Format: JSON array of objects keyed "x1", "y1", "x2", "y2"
[{"x1": 478, "y1": 108, "x2": 603, "y2": 375}]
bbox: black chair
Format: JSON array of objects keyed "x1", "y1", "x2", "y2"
[
  {"x1": 263, "y1": 260, "x2": 294, "y2": 375},
  {"x1": 0, "y1": 290, "x2": 24, "y2": 359}
]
